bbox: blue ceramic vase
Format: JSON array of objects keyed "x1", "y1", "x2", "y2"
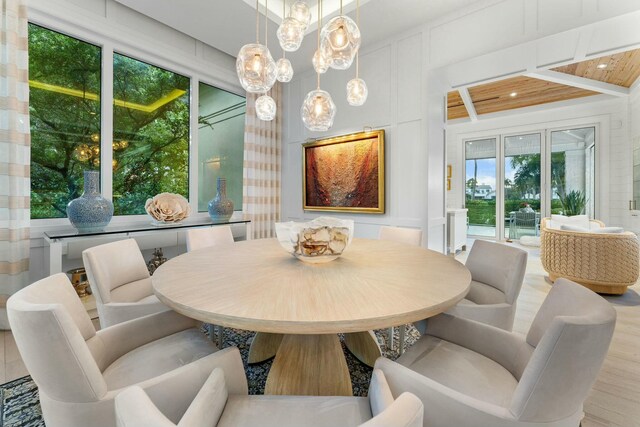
[
  {"x1": 67, "y1": 170, "x2": 114, "y2": 232},
  {"x1": 208, "y1": 177, "x2": 234, "y2": 222}
]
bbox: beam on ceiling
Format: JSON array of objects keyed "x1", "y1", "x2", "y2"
[
  {"x1": 525, "y1": 70, "x2": 629, "y2": 97},
  {"x1": 458, "y1": 88, "x2": 478, "y2": 122}
]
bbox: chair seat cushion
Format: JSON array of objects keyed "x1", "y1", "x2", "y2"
[
  {"x1": 217, "y1": 395, "x2": 372, "y2": 427},
  {"x1": 466, "y1": 280, "x2": 506, "y2": 305},
  {"x1": 397, "y1": 335, "x2": 517, "y2": 408},
  {"x1": 111, "y1": 278, "x2": 154, "y2": 303},
  {"x1": 103, "y1": 328, "x2": 216, "y2": 390}
]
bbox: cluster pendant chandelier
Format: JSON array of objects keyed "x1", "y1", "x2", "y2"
[{"x1": 236, "y1": 0, "x2": 367, "y2": 129}]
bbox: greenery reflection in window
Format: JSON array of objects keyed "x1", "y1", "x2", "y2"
[
  {"x1": 29, "y1": 24, "x2": 102, "y2": 219},
  {"x1": 198, "y1": 83, "x2": 246, "y2": 212},
  {"x1": 112, "y1": 54, "x2": 190, "y2": 215}
]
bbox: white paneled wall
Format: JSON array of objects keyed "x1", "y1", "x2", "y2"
[{"x1": 627, "y1": 85, "x2": 640, "y2": 232}]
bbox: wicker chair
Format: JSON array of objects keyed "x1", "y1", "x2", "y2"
[{"x1": 540, "y1": 217, "x2": 640, "y2": 294}]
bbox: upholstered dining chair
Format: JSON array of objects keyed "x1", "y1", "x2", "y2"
[
  {"x1": 446, "y1": 239, "x2": 527, "y2": 331},
  {"x1": 185, "y1": 225, "x2": 234, "y2": 252},
  {"x1": 116, "y1": 356, "x2": 423, "y2": 427},
  {"x1": 83, "y1": 239, "x2": 167, "y2": 328},
  {"x1": 7, "y1": 273, "x2": 223, "y2": 427},
  {"x1": 375, "y1": 278, "x2": 616, "y2": 427},
  {"x1": 378, "y1": 226, "x2": 423, "y2": 353}
]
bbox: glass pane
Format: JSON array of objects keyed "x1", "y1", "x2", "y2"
[
  {"x1": 197, "y1": 83, "x2": 246, "y2": 212},
  {"x1": 29, "y1": 24, "x2": 101, "y2": 219},
  {"x1": 504, "y1": 133, "x2": 541, "y2": 239},
  {"x1": 465, "y1": 138, "x2": 497, "y2": 237},
  {"x1": 112, "y1": 54, "x2": 190, "y2": 215},
  {"x1": 550, "y1": 127, "x2": 595, "y2": 217}
]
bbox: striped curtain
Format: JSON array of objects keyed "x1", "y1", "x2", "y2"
[
  {"x1": 0, "y1": 0, "x2": 30, "y2": 329},
  {"x1": 242, "y1": 84, "x2": 282, "y2": 239}
]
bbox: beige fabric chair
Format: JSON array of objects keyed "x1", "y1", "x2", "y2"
[
  {"x1": 378, "y1": 226, "x2": 423, "y2": 352},
  {"x1": 83, "y1": 239, "x2": 167, "y2": 328},
  {"x1": 116, "y1": 354, "x2": 423, "y2": 427},
  {"x1": 446, "y1": 239, "x2": 527, "y2": 331},
  {"x1": 186, "y1": 226, "x2": 234, "y2": 252},
  {"x1": 541, "y1": 218, "x2": 639, "y2": 295},
  {"x1": 376, "y1": 278, "x2": 616, "y2": 427},
  {"x1": 7, "y1": 273, "x2": 222, "y2": 427}
]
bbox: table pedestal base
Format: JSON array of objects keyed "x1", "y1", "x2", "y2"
[
  {"x1": 343, "y1": 331, "x2": 382, "y2": 367},
  {"x1": 248, "y1": 332, "x2": 283, "y2": 363},
  {"x1": 264, "y1": 334, "x2": 353, "y2": 396}
]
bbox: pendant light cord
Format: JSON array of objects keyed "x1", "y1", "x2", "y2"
[
  {"x1": 340, "y1": 0, "x2": 343, "y2": 16},
  {"x1": 256, "y1": 0, "x2": 260, "y2": 43},
  {"x1": 265, "y1": 0, "x2": 268, "y2": 48},
  {"x1": 355, "y1": 0, "x2": 359, "y2": 78},
  {"x1": 316, "y1": 0, "x2": 321, "y2": 89},
  {"x1": 282, "y1": 0, "x2": 286, "y2": 59}
]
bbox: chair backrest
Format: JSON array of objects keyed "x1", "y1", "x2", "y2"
[
  {"x1": 510, "y1": 279, "x2": 616, "y2": 422},
  {"x1": 378, "y1": 226, "x2": 422, "y2": 247},
  {"x1": 83, "y1": 239, "x2": 151, "y2": 305},
  {"x1": 465, "y1": 240, "x2": 527, "y2": 304},
  {"x1": 364, "y1": 369, "x2": 423, "y2": 427},
  {"x1": 7, "y1": 273, "x2": 107, "y2": 403},
  {"x1": 186, "y1": 226, "x2": 234, "y2": 252}
]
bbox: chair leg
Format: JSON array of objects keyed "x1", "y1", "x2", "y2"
[
  {"x1": 399, "y1": 325, "x2": 406, "y2": 355},
  {"x1": 387, "y1": 327, "x2": 394, "y2": 351}
]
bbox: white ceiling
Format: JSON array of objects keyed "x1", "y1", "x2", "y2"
[{"x1": 114, "y1": 0, "x2": 482, "y2": 71}]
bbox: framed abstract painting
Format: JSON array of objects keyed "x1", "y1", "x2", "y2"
[{"x1": 302, "y1": 130, "x2": 385, "y2": 213}]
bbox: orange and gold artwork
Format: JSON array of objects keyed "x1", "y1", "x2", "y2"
[{"x1": 303, "y1": 130, "x2": 384, "y2": 213}]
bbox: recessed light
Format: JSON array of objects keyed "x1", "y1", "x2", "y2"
[
  {"x1": 510, "y1": 92, "x2": 518, "y2": 97},
  {"x1": 597, "y1": 63, "x2": 607, "y2": 69}
]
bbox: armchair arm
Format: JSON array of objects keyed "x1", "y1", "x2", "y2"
[
  {"x1": 424, "y1": 314, "x2": 533, "y2": 379},
  {"x1": 374, "y1": 357, "x2": 517, "y2": 427},
  {"x1": 446, "y1": 302, "x2": 515, "y2": 332},
  {"x1": 92, "y1": 310, "x2": 198, "y2": 370},
  {"x1": 106, "y1": 347, "x2": 247, "y2": 425},
  {"x1": 178, "y1": 368, "x2": 227, "y2": 427},
  {"x1": 115, "y1": 386, "x2": 175, "y2": 427},
  {"x1": 360, "y1": 392, "x2": 423, "y2": 427}
]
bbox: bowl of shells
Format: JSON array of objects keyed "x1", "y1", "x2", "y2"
[
  {"x1": 145, "y1": 193, "x2": 191, "y2": 225},
  {"x1": 275, "y1": 217, "x2": 354, "y2": 263}
]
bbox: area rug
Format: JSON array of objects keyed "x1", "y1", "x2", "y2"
[{"x1": 0, "y1": 326, "x2": 419, "y2": 426}]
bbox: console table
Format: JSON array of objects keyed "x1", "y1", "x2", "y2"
[{"x1": 43, "y1": 218, "x2": 251, "y2": 275}]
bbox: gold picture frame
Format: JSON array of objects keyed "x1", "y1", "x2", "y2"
[{"x1": 303, "y1": 130, "x2": 385, "y2": 214}]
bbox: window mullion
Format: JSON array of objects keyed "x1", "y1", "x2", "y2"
[
  {"x1": 101, "y1": 43, "x2": 114, "y2": 200},
  {"x1": 189, "y1": 77, "x2": 199, "y2": 212}
]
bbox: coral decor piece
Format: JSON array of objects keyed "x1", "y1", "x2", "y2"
[{"x1": 145, "y1": 193, "x2": 191, "y2": 224}]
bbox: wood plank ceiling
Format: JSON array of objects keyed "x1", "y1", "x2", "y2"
[{"x1": 447, "y1": 48, "x2": 640, "y2": 121}]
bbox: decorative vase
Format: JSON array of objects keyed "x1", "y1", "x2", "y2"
[
  {"x1": 208, "y1": 177, "x2": 234, "y2": 222},
  {"x1": 66, "y1": 170, "x2": 114, "y2": 232}
]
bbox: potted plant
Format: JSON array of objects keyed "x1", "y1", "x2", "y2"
[{"x1": 557, "y1": 190, "x2": 586, "y2": 216}]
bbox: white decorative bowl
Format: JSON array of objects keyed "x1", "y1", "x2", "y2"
[
  {"x1": 145, "y1": 193, "x2": 191, "y2": 225},
  {"x1": 275, "y1": 217, "x2": 354, "y2": 263}
]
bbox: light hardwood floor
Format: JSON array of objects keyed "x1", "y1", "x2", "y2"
[{"x1": 0, "y1": 240, "x2": 638, "y2": 426}]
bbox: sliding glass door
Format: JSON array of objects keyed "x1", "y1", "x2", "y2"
[
  {"x1": 465, "y1": 138, "x2": 497, "y2": 238},
  {"x1": 503, "y1": 133, "x2": 542, "y2": 239},
  {"x1": 463, "y1": 126, "x2": 596, "y2": 241}
]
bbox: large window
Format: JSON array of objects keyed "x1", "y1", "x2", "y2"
[
  {"x1": 112, "y1": 54, "x2": 190, "y2": 215},
  {"x1": 197, "y1": 83, "x2": 246, "y2": 212},
  {"x1": 29, "y1": 24, "x2": 102, "y2": 219},
  {"x1": 465, "y1": 138, "x2": 497, "y2": 237}
]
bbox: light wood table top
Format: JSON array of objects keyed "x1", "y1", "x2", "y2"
[{"x1": 153, "y1": 238, "x2": 471, "y2": 334}]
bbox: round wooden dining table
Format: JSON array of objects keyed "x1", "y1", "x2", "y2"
[{"x1": 152, "y1": 238, "x2": 471, "y2": 396}]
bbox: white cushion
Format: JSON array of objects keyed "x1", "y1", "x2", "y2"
[
  {"x1": 591, "y1": 227, "x2": 625, "y2": 234},
  {"x1": 550, "y1": 214, "x2": 590, "y2": 230},
  {"x1": 559, "y1": 224, "x2": 589, "y2": 233}
]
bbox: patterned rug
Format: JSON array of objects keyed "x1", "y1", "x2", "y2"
[{"x1": 0, "y1": 326, "x2": 420, "y2": 426}]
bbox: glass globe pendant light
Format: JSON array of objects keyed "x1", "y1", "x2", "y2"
[
  {"x1": 277, "y1": 0, "x2": 304, "y2": 53},
  {"x1": 346, "y1": 0, "x2": 367, "y2": 106},
  {"x1": 311, "y1": 0, "x2": 329, "y2": 74},
  {"x1": 256, "y1": 92, "x2": 277, "y2": 121},
  {"x1": 320, "y1": 0, "x2": 360, "y2": 70},
  {"x1": 276, "y1": 1, "x2": 295, "y2": 83},
  {"x1": 302, "y1": 0, "x2": 336, "y2": 131},
  {"x1": 276, "y1": 57, "x2": 294, "y2": 82},
  {"x1": 236, "y1": 0, "x2": 277, "y2": 93},
  {"x1": 289, "y1": 0, "x2": 311, "y2": 31}
]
